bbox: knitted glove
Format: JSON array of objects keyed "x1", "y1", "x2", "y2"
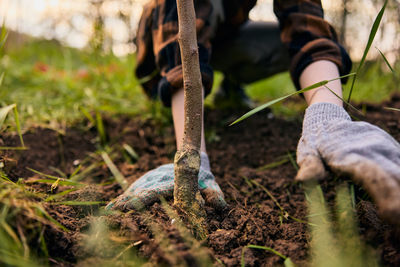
[
  {"x1": 296, "y1": 102, "x2": 400, "y2": 224},
  {"x1": 106, "y1": 152, "x2": 226, "y2": 210}
]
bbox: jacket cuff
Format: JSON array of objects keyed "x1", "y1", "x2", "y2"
[
  {"x1": 158, "y1": 63, "x2": 213, "y2": 107},
  {"x1": 291, "y1": 39, "x2": 352, "y2": 91},
  {"x1": 303, "y1": 102, "x2": 351, "y2": 131},
  {"x1": 156, "y1": 42, "x2": 213, "y2": 107}
]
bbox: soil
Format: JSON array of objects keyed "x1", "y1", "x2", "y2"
[{"x1": 1, "y1": 94, "x2": 400, "y2": 266}]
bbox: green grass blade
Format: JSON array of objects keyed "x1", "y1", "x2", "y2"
[
  {"x1": 323, "y1": 85, "x2": 362, "y2": 115},
  {"x1": 0, "y1": 173, "x2": 15, "y2": 183},
  {"x1": 241, "y1": 247, "x2": 246, "y2": 267},
  {"x1": 0, "y1": 220, "x2": 22, "y2": 249},
  {"x1": 69, "y1": 161, "x2": 101, "y2": 182},
  {"x1": 34, "y1": 206, "x2": 68, "y2": 232},
  {"x1": 230, "y1": 93, "x2": 297, "y2": 126},
  {"x1": 49, "y1": 167, "x2": 67, "y2": 179},
  {"x1": 12, "y1": 105, "x2": 24, "y2": 147},
  {"x1": 287, "y1": 151, "x2": 298, "y2": 171},
  {"x1": 101, "y1": 152, "x2": 128, "y2": 189},
  {"x1": 306, "y1": 183, "x2": 341, "y2": 267},
  {"x1": 347, "y1": 0, "x2": 388, "y2": 103},
  {"x1": 69, "y1": 165, "x2": 82, "y2": 178},
  {"x1": 27, "y1": 179, "x2": 85, "y2": 187},
  {"x1": 27, "y1": 168, "x2": 64, "y2": 180},
  {"x1": 376, "y1": 47, "x2": 395, "y2": 74},
  {"x1": 80, "y1": 107, "x2": 95, "y2": 125},
  {"x1": 246, "y1": 244, "x2": 287, "y2": 260},
  {"x1": 257, "y1": 158, "x2": 289, "y2": 171},
  {"x1": 38, "y1": 228, "x2": 49, "y2": 258},
  {"x1": 230, "y1": 73, "x2": 355, "y2": 126},
  {"x1": 284, "y1": 258, "x2": 296, "y2": 267},
  {"x1": 335, "y1": 184, "x2": 380, "y2": 267},
  {"x1": 0, "y1": 24, "x2": 8, "y2": 50},
  {"x1": 123, "y1": 143, "x2": 139, "y2": 161},
  {"x1": 250, "y1": 179, "x2": 283, "y2": 211},
  {"x1": 241, "y1": 244, "x2": 296, "y2": 267},
  {"x1": 384, "y1": 107, "x2": 400, "y2": 112},
  {"x1": 45, "y1": 188, "x2": 78, "y2": 202},
  {"x1": 0, "y1": 249, "x2": 40, "y2": 267},
  {"x1": 96, "y1": 111, "x2": 107, "y2": 146},
  {"x1": 356, "y1": 0, "x2": 388, "y2": 73},
  {"x1": 0, "y1": 37, "x2": 6, "y2": 51},
  {"x1": 49, "y1": 201, "x2": 104, "y2": 206},
  {"x1": 0, "y1": 104, "x2": 16, "y2": 130},
  {"x1": 0, "y1": 72, "x2": 4, "y2": 87},
  {"x1": 0, "y1": 104, "x2": 25, "y2": 147},
  {"x1": 0, "y1": 147, "x2": 28, "y2": 150}
]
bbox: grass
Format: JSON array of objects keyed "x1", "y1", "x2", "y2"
[
  {"x1": 244, "y1": 177, "x2": 309, "y2": 225},
  {"x1": 0, "y1": 172, "x2": 68, "y2": 266},
  {"x1": 0, "y1": 103, "x2": 24, "y2": 149},
  {"x1": 1, "y1": 39, "x2": 148, "y2": 128},
  {"x1": 305, "y1": 182, "x2": 380, "y2": 267},
  {"x1": 101, "y1": 151, "x2": 128, "y2": 190},
  {"x1": 81, "y1": 216, "x2": 146, "y2": 266},
  {"x1": 347, "y1": 0, "x2": 388, "y2": 103}
]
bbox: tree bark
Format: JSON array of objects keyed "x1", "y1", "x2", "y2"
[{"x1": 173, "y1": 0, "x2": 207, "y2": 239}]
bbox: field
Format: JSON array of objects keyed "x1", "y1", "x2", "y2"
[{"x1": 1, "y1": 37, "x2": 400, "y2": 266}]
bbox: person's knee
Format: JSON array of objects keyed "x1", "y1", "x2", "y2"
[{"x1": 211, "y1": 20, "x2": 290, "y2": 84}]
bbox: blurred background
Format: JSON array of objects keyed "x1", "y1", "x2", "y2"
[{"x1": 1, "y1": 0, "x2": 399, "y2": 60}]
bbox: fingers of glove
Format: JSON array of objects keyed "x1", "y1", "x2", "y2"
[
  {"x1": 295, "y1": 154, "x2": 327, "y2": 182},
  {"x1": 105, "y1": 194, "x2": 144, "y2": 211},
  {"x1": 107, "y1": 184, "x2": 174, "y2": 211},
  {"x1": 348, "y1": 121, "x2": 400, "y2": 151},
  {"x1": 330, "y1": 158, "x2": 400, "y2": 226},
  {"x1": 198, "y1": 169, "x2": 227, "y2": 209},
  {"x1": 320, "y1": 121, "x2": 400, "y2": 167},
  {"x1": 200, "y1": 187, "x2": 227, "y2": 210},
  {"x1": 319, "y1": 138, "x2": 400, "y2": 179},
  {"x1": 111, "y1": 195, "x2": 146, "y2": 211}
]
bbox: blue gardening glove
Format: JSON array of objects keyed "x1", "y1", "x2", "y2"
[
  {"x1": 296, "y1": 103, "x2": 400, "y2": 224},
  {"x1": 106, "y1": 152, "x2": 226, "y2": 210}
]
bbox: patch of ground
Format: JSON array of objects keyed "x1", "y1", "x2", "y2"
[{"x1": 1, "y1": 94, "x2": 399, "y2": 266}]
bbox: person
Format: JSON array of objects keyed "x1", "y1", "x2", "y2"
[{"x1": 107, "y1": 0, "x2": 400, "y2": 225}]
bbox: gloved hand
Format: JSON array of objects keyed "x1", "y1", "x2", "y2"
[
  {"x1": 106, "y1": 152, "x2": 226, "y2": 211},
  {"x1": 296, "y1": 102, "x2": 400, "y2": 224}
]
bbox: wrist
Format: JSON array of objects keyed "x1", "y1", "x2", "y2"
[
  {"x1": 303, "y1": 102, "x2": 351, "y2": 131},
  {"x1": 301, "y1": 60, "x2": 343, "y2": 107}
]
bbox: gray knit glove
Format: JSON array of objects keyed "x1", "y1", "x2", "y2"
[
  {"x1": 297, "y1": 102, "x2": 400, "y2": 224},
  {"x1": 106, "y1": 152, "x2": 226, "y2": 211}
]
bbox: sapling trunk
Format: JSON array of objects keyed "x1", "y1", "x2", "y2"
[{"x1": 173, "y1": 0, "x2": 207, "y2": 238}]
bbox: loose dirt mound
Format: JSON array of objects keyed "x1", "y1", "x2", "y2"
[{"x1": 1, "y1": 95, "x2": 399, "y2": 266}]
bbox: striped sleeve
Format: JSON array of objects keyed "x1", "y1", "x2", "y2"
[
  {"x1": 273, "y1": 0, "x2": 352, "y2": 90},
  {"x1": 135, "y1": 0, "x2": 214, "y2": 107}
]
